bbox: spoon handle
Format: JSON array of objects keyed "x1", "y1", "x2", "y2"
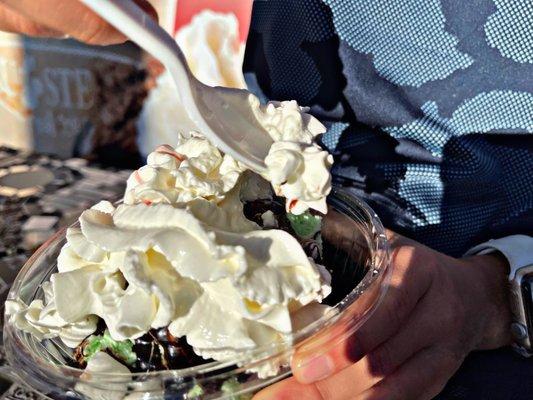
[
  {"x1": 80, "y1": 0, "x2": 192, "y2": 94},
  {"x1": 81, "y1": 0, "x2": 269, "y2": 172}
]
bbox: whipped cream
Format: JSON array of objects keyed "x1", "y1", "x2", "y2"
[
  {"x1": 236, "y1": 98, "x2": 333, "y2": 214},
  {"x1": 7, "y1": 179, "x2": 331, "y2": 374},
  {"x1": 125, "y1": 135, "x2": 245, "y2": 205},
  {"x1": 5, "y1": 282, "x2": 97, "y2": 347},
  {"x1": 265, "y1": 141, "x2": 333, "y2": 215},
  {"x1": 8, "y1": 100, "x2": 334, "y2": 377},
  {"x1": 18, "y1": 196, "x2": 330, "y2": 377},
  {"x1": 76, "y1": 352, "x2": 131, "y2": 400},
  {"x1": 253, "y1": 100, "x2": 326, "y2": 144},
  {"x1": 261, "y1": 210, "x2": 277, "y2": 228}
]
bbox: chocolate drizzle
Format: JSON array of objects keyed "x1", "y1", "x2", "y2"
[
  {"x1": 243, "y1": 197, "x2": 324, "y2": 263},
  {"x1": 130, "y1": 328, "x2": 208, "y2": 372},
  {"x1": 74, "y1": 327, "x2": 209, "y2": 372}
]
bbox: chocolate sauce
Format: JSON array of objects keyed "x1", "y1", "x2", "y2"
[
  {"x1": 74, "y1": 327, "x2": 209, "y2": 372},
  {"x1": 243, "y1": 198, "x2": 324, "y2": 264},
  {"x1": 130, "y1": 329, "x2": 208, "y2": 372},
  {"x1": 242, "y1": 197, "x2": 286, "y2": 228}
]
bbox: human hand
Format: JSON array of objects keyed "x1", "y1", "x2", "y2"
[
  {"x1": 0, "y1": 0, "x2": 157, "y2": 45},
  {"x1": 255, "y1": 232, "x2": 511, "y2": 400}
]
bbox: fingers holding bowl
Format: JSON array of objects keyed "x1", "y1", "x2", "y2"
[
  {"x1": 254, "y1": 345, "x2": 456, "y2": 400},
  {"x1": 357, "y1": 345, "x2": 463, "y2": 400},
  {"x1": 255, "y1": 242, "x2": 456, "y2": 400},
  {"x1": 291, "y1": 244, "x2": 433, "y2": 384}
]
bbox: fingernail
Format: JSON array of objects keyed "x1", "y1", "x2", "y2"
[{"x1": 297, "y1": 355, "x2": 334, "y2": 383}]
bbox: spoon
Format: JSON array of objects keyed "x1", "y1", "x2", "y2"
[{"x1": 81, "y1": 0, "x2": 272, "y2": 172}]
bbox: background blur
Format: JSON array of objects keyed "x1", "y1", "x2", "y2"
[{"x1": 0, "y1": 0, "x2": 252, "y2": 168}]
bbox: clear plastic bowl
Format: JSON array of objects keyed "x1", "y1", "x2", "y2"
[{"x1": 3, "y1": 188, "x2": 390, "y2": 400}]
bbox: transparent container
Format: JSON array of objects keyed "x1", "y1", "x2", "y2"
[{"x1": 3, "y1": 188, "x2": 390, "y2": 400}]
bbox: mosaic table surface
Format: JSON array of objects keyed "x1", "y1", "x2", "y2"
[{"x1": 0, "y1": 147, "x2": 131, "y2": 399}]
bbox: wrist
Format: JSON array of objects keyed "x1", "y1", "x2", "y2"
[{"x1": 462, "y1": 253, "x2": 512, "y2": 350}]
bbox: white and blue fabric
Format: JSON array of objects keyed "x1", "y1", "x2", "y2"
[{"x1": 244, "y1": 0, "x2": 533, "y2": 257}]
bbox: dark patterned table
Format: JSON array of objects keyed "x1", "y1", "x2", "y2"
[{"x1": 0, "y1": 147, "x2": 132, "y2": 399}]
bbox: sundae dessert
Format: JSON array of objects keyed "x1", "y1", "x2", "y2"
[{"x1": 5, "y1": 98, "x2": 335, "y2": 382}]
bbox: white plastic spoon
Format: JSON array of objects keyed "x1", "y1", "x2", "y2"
[{"x1": 81, "y1": 0, "x2": 272, "y2": 172}]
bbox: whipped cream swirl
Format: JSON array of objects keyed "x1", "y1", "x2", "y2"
[
  {"x1": 7, "y1": 101, "x2": 334, "y2": 378},
  {"x1": 5, "y1": 282, "x2": 97, "y2": 348},
  {"x1": 266, "y1": 141, "x2": 333, "y2": 215},
  {"x1": 10, "y1": 197, "x2": 330, "y2": 377},
  {"x1": 254, "y1": 100, "x2": 333, "y2": 214},
  {"x1": 125, "y1": 135, "x2": 245, "y2": 205}
]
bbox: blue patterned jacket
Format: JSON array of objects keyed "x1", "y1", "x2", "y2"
[{"x1": 243, "y1": 0, "x2": 533, "y2": 256}]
